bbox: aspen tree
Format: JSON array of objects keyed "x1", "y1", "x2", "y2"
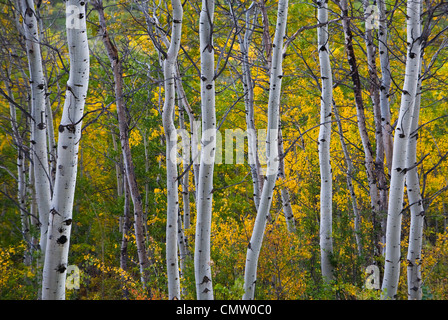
[
  {"x1": 42, "y1": 0, "x2": 89, "y2": 299},
  {"x1": 94, "y1": 0, "x2": 152, "y2": 290},
  {"x1": 377, "y1": 0, "x2": 393, "y2": 171},
  {"x1": 317, "y1": 0, "x2": 333, "y2": 282},
  {"x1": 19, "y1": 0, "x2": 52, "y2": 256},
  {"x1": 340, "y1": 0, "x2": 382, "y2": 255},
  {"x1": 334, "y1": 105, "x2": 362, "y2": 255},
  {"x1": 195, "y1": 0, "x2": 216, "y2": 300},
  {"x1": 243, "y1": 0, "x2": 288, "y2": 300},
  {"x1": 382, "y1": 0, "x2": 422, "y2": 300},
  {"x1": 406, "y1": 73, "x2": 424, "y2": 300},
  {"x1": 363, "y1": 0, "x2": 388, "y2": 249},
  {"x1": 162, "y1": 0, "x2": 183, "y2": 300},
  {"x1": 232, "y1": 2, "x2": 264, "y2": 211}
]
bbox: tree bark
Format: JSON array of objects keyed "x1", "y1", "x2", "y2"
[
  {"x1": 237, "y1": 2, "x2": 264, "y2": 211},
  {"x1": 363, "y1": 0, "x2": 389, "y2": 252},
  {"x1": 162, "y1": 0, "x2": 183, "y2": 300},
  {"x1": 340, "y1": 0, "x2": 382, "y2": 257},
  {"x1": 406, "y1": 73, "x2": 424, "y2": 300},
  {"x1": 20, "y1": 0, "x2": 52, "y2": 257},
  {"x1": 94, "y1": 0, "x2": 152, "y2": 290},
  {"x1": 42, "y1": 0, "x2": 89, "y2": 299},
  {"x1": 317, "y1": 0, "x2": 334, "y2": 283},
  {"x1": 195, "y1": 0, "x2": 216, "y2": 300},
  {"x1": 6, "y1": 76, "x2": 32, "y2": 263},
  {"x1": 243, "y1": 0, "x2": 288, "y2": 300},
  {"x1": 377, "y1": 0, "x2": 394, "y2": 171},
  {"x1": 334, "y1": 104, "x2": 362, "y2": 256},
  {"x1": 381, "y1": 0, "x2": 422, "y2": 300},
  {"x1": 278, "y1": 127, "x2": 295, "y2": 233}
]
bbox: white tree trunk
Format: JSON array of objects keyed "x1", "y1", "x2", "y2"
[
  {"x1": 195, "y1": 0, "x2": 216, "y2": 300},
  {"x1": 381, "y1": 0, "x2": 422, "y2": 300},
  {"x1": 174, "y1": 63, "x2": 200, "y2": 194},
  {"x1": 42, "y1": 0, "x2": 89, "y2": 299},
  {"x1": 242, "y1": 0, "x2": 288, "y2": 300},
  {"x1": 378, "y1": 0, "x2": 394, "y2": 171},
  {"x1": 363, "y1": 0, "x2": 389, "y2": 253},
  {"x1": 179, "y1": 107, "x2": 191, "y2": 230},
  {"x1": 162, "y1": 0, "x2": 183, "y2": 300},
  {"x1": 317, "y1": 0, "x2": 333, "y2": 283},
  {"x1": 238, "y1": 2, "x2": 264, "y2": 211},
  {"x1": 406, "y1": 68, "x2": 424, "y2": 300},
  {"x1": 377, "y1": 0, "x2": 393, "y2": 250},
  {"x1": 20, "y1": 0, "x2": 52, "y2": 256}
]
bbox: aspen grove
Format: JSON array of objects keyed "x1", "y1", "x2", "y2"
[{"x1": 1, "y1": 0, "x2": 448, "y2": 300}]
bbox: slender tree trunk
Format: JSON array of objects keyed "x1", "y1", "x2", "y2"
[
  {"x1": 406, "y1": 73, "x2": 424, "y2": 300},
  {"x1": 162, "y1": 0, "x2": 183, "y2": 300},
  {"x1": 120, "y1": 178, "x2": 131, "y2": 299},
  {"x1": 317, "y1": 0, "x2": 333, "y2": 283},
  {"x1": 236, "y1": 2, "x2": 264, "y2": 211},
  {"x1": 363, "y1": 0, "x2": 389, "y2": 253},
  {"x1": 6, "y1": 77, "x2": 32, "y2": 263},
  {"x1": 334, "y1": 105, "x2": 362, "y2": 256},
  {"x1": 177, "y1": 209, "x2": 189, "y2": 297},
  {"x1": 179, "y1": 107, "x2": 191, "y2": 230},
  {"x1": 111, "y1": 127, "x2": 124, "y2": 198},
  {"x1": 20, "y1": 0, "x2": 52, "y2": 257},
  {"x1": 278, "y1": 127, "x2": 295, "y2": 233},
  {"x1": 340, "y1": 0, "x2": 382, "y2": 257},
  {"x1": 377, "y1": 0, "x2": 393, "y2": 171},
  {"x1": 195, "y1": 0, "x2": 216, "y2": 300},
  {"x1": 94, "y1": 0, "x2": 151, "y2": 290},
  {"x1": 174, "y1": 63, "x2": 200, "y2": 193},
  {"x1": 42, "y1": 0, "x2": 89, "y2": 299},
  {"x1": 243, "y1": 0, "x2": 288, "y2": 300},
  {"x1": 381, "y1": 0, "x2": 421, "y2": 300}
]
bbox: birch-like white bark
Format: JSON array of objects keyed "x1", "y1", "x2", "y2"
[
  {"x1": 20, "y1": 0, "x2": 52, "y2": 256},
  {"x1": 162, "y1": 0, "x2": 183, "y2": 300},
  {"x1": 381, "y1": 0, "x2": 421, "y2": 300},
  {"x1": 42, "y1": 0, "x2": 89, "y2": 299},
  {"x1": 317, "y1": 0, "x2": 333, "y2": 282},
  {"x1": 378, "y1": 0, "x2": 393, "y2": 171},
  {"x1": 195, "y1": 0, "x2": 216, "y2": 300},
  {"x1": 243, "y1": 0, "x2": 288, "y2": 300},
  {"x1": 239, "y1": 3, "x2": 264, "y2": 211},
  {"x1": 179, "y1": 106, "x2": 191, "y2": 229},
  {"x1": 406, "y1": 67, "x2": 424, "y2": 300},
  {"x1": 174, "y1": 63, "x2": 200, "y2": 194},
  {"x1": 363, "y1": 0, "x2": 389, "y2": 251}
]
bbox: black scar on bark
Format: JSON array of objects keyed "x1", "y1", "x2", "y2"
[
  {"x1": 56, "y1": 264, "x2": 66, "y2": 273},
  {"x1": 57, "y1": 235, "x2": 68, "y2": 245}
]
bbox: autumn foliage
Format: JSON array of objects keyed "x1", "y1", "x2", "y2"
[{"x1": 0, "y1": 0, "x2": 447, "y2": 300}]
